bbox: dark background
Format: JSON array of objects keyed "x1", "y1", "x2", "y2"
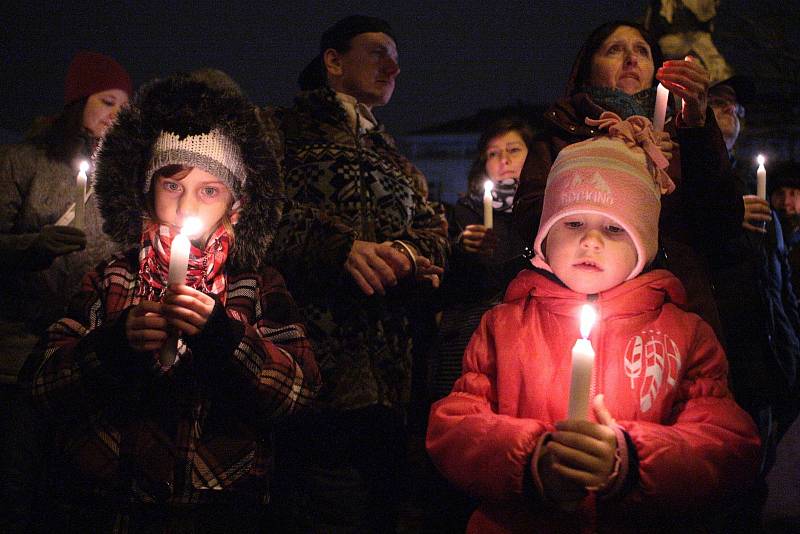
[{"x1": 3, "y1": 0, "x2": 798, "y2": 137}]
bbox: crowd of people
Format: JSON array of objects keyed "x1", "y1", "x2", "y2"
[{"x1": 1, "y1": 13, "x2": 798, "y2": 534}]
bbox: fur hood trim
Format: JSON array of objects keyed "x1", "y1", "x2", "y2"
[{"x1": 94, "y1": 73, "x2": 283, "y2": 273}]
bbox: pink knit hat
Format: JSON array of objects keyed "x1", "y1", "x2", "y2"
[
  {"x1": 533, "y1": 112, "x2": 675, "y2": 280},
  {"x1": 64, "y1": 51, "x2": 133, "y2": 105}
]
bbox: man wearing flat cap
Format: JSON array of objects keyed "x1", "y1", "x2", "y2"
[{"x1": 262, "y1": 15, "x2": 448, "y2": 531}]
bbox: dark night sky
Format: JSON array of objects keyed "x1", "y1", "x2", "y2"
[{"x1": 2, "y1": 1, "x2": 798, "y2": 136}]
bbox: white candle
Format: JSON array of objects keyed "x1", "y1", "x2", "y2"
[
  {"x1": 168, "y1": 233, "x2": 191, "y2": 285},
  {"x1": 73, "y1": 160, "x2": 89, "y2": 230},
  {"x1": 167, "y1": 216, "x2": 202, "y2": 284},
  {"x1": 653, "y1": 83, "x2": 669, "y2": 132},
  {"x1": 160, "y1": 217, "x2": 202, "y2": 367},
  {"x1": 757, "y1": 154, "x2": 767, "y2": 200},
  {"x1": 567, "y1": 304, "x2": 597, "y2": 420},
  {"x1": 483, "y1": 180, "x2": 494, "y2": 229}
]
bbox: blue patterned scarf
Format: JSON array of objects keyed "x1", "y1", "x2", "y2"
[{"x1": 586, "y1": 86, "x2": 662, "y2": 120}]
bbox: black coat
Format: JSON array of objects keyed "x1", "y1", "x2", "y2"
[
  {"x1": 712, "y1": 163, "x2": 800, "y2": 434},
  {"x1": 431, "y1": 197, "x2": 529, "y2": 399}
]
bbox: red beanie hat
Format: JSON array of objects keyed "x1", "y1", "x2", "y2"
[{"x1": 64, "y1": 51, "x2": 133, "y2": 105}]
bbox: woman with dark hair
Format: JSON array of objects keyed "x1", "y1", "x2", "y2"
[
  {"x1": 420, "y1": 117, "x2": 535, "y2": 532},
  {"x1": 466, "y1": 118, "x2": 536, "y2": 202},
  {"x1": 1, "y1": 51, "x2": 132, "y2": 359},
  {"x1": 513, "y1": 20, "x2": 742, "y2": 337},
  {"x1": 432, "y1": 117, "x2": 534, "y2": 400},
  {"x1": 0, "y1": 51, "x2": 131, "y2": 530}
]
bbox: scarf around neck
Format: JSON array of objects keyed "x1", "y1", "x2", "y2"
[
  {"x1": 586, "y1": 86, "x2": 661, "y2": 120},
  {"x1": 138, "y1": 222, "x2": 231, "y2": 302},
  {"x1": 468, "y1": 178, "x2": 518, "y2": 213}
]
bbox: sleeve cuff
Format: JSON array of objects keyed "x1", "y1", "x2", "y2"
[
  {"x1": 596, "y1": 424, "x2": 638, "y2": 501},
  {"x1": 530, "y1": 432, "x2": 553, "y2": 500},
  {"x1": 91, "y1": 308, "x2": 157, "y2": 376},
  {"x1": 93, "y1": 308, "x2": 135, "y2": 364},
  {"x1": 185, "y1": 298, "x2": 244, "y2": 361}
]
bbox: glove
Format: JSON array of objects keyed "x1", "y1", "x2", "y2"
[{"x1": 30, "y1": 225, "x2": 86, "y2": 261}]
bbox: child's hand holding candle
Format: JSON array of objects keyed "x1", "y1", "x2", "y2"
[{"x1": 158, "y1": 217, "x2": 202, "y2": 367}]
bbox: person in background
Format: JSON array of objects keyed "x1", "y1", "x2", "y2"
[
  {"x1": 769, "y1": 160, "x2": 800, "y2": 295},
  {"x1": 708, "y1": 75, "x2": 800, "y2": 529},
  {"x1": 420, "y1": 117, "x2": 534, "y2": 532},
  {"x1": 708, "y1": 77, "x2": 749, "y2": 156},
  {"x1": 0, "y1": 50, "x2": 131, "y2": 383},
  {"x1": 432, "y1": 117, "x2": 534, "y2": 400},
  {"x1": 428, "y1": 114, "x2": 760, "y2": 533},
  {"x1": 0, "y1": 51, "x2": 131, "y2": 532},
  {"x1": 29, "y1": 72, "x2": 320, "y2": 532},
  {"x1": 261, "y1": 15, "x2": 448, "y2": 532},
  {"x1": 513, "y1": 20, "x2": 742, "y2": 341}
]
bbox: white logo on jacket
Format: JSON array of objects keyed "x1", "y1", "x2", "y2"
[{"x1": 623, "y1": 329, "x2": 682, "y2": 412}]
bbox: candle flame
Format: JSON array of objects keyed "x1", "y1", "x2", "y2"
[
  {"x1": 484, "y1": 180, "x2": 493, "y2": 193},
  {"x1": 79, "y1": 160, "x2": 90, "y2": 173},
  {"x1": 757, "y1": 154, "x2": 765, "y2": 166},
  {"x1": 579, "y1": 304, "x2": 597, "y2": 339},
  {"x1": 181, "y1": 216, "x2": 203, "y2": 237}
]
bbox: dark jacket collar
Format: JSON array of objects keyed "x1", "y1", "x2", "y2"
[{"x1": 543, "y1": 92, "x2": 604, "y2": 139}]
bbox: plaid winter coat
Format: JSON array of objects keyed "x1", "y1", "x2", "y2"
[
  {"x1": 30, "y1": 250, "x2": 320, "y2": 509},
  {"x1": 262, "y1": 87, "x2": 449, "y2": 410}
]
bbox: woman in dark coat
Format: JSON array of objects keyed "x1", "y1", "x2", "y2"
[
  {"x1": 422, "y1": 118, "x2": 534, "y2": 533},
  {"x1": 432, "y1": 117, "x2": 534, "y2": 400},
  {"x1": 513, "y1": 21, "x2": 742, "y2": 337}
]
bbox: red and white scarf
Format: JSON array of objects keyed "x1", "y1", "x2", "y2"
[{"x1": 137, "y1": 221, "x2": 232, "y2": 303}]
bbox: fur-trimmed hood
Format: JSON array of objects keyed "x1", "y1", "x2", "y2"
[{"x1": 94, "y1": 72, "x2": 283, "y2": 273}]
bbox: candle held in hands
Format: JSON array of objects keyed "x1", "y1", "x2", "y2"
[
  {"x1": 168, "y1": 233, "x2": 191, "y2": 285},
  {"x1": 567, "y1": 304, "x2": 597, "y2": 420},
  {"x1": 483, "y1": 180, "x2": 494, "y2": 229},
  {"x1": 73, "y1": 160, "x2": 89, "y2": 230},
  {"x1": 757, "y1": 154, "x2": 767, "y2": 201},
  {"x1": 653, "y1": 83, "x2": 669, "y2": 132},
  {"x1": 160, "y1": 217, "x2": 202, "y2": 367}
]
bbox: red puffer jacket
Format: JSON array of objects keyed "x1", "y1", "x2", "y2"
[{"x1": 427, "y1": 269, "x2": 760, "y2": 533}]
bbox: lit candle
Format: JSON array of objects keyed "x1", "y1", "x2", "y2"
[
  {"x1": 159, "y1": 217, "x2": 202, "y2": 367},
  {"x1": 73, "y1": 160, "x2": 89, "y2": 230},
  {"x1": 567, "y1": 304, "x2": 597, "y2": 420},
  {"x1": 483, "y1": 180, "x2": 494, "y2": 229},
  {"x1": 653, "y1": 83, "x2": 669, "y2": 132},
  {"x1": 757, "y1": 154, "x2": 767, "y2": 200}
]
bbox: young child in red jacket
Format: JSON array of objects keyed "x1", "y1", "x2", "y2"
[{"x1": 426, "y1": 112, "x2": 761, "y2": 533}]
